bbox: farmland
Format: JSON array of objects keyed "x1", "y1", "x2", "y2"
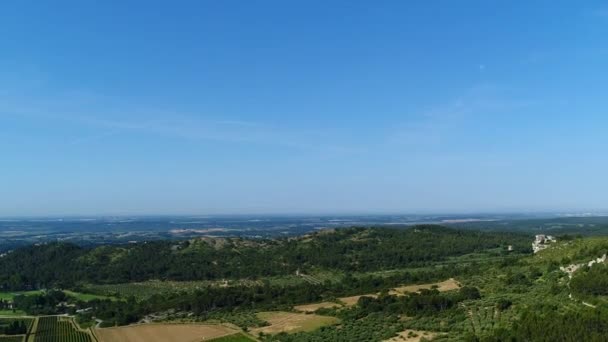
[
  {"x1": 0, "y1": 292, "x2": 43, "y2": 301},
  {"x1": 250, "y1": 312, "x2": 340, "y2": 335},
  {"x1": 293, "y1": 301, "x2": 341, "y2": 313},
  {"x1": 292, "y1": 278, "x2": 461, "y2": 313},
  {"x1": 390, "y1": 278, "x2": 461, "y2": 296},
  {"x1": 31, "y1": 317, "x2": 92, "y2": 342},
  {"x1": 93, "y1": 323, "x2": 238, "y2": 342}
]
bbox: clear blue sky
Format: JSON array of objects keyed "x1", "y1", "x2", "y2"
[{"x1": 2, "y1": 1, "x2": 608, "y2": 216}]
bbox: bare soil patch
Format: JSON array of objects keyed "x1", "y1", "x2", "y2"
[
  {"x1": 384, "y1": 329, "x2": 438, "y2": 342},
  {"x1": 390, "y1": 278, "x2": 460, "y2": 296},
  {"x1": 339, "y1": 294, "x2": 379, "y2": 306},
  {"x1": 294, "y1": 279, "x2": 459, "y2": 312},
  {"x1": 94, "y1": 323, "x2": 237, "y2": 342},
  {"x1": 294, "y1": 301, "x2": 342, "y2": 313},
  {"x1": 251, "y1": 312, "x2": 339, "y2": 335}
]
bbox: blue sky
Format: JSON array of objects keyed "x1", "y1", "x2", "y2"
[{"x1": 2, "y1": 1, "x2": 608, "y2": 216}]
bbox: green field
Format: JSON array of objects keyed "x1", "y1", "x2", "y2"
[
  {"x1": 0, "y1": 292, "x2": 43, "y2": 301},
  {"x1": 62, "y1": 291, "x2": 115, "y2": 302},
  {"x1": 0, "y1": 311, "x2": 26, "y2": 317}
]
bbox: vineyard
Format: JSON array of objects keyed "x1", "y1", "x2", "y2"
[
  {"x1": 0, "y1": 337, "x2": 23, "y2": 342},
  {"x1": 32, "y1": 317, "x2": 92, "y2": 342}
]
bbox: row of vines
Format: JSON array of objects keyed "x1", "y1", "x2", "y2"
[{"x1": 33, "y1": 317, "x2": 92, "y2": 342}]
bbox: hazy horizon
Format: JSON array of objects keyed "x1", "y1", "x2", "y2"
[{"x1": 3, "y1": 1, "x2": 608, "y2": 216}]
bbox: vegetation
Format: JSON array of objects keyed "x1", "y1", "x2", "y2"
[
  {"x1": 0, "y1": 226, "x2": 531, "y2": 290},
  {"x1": 6, "y1": 226, "x2": 608, "y2": 341},
  {"x1": 0, "y1": 337, "x2": 24, "y2": 342},
  {"x1": 209, "y1": 334, "x2": 256, "y2": 342},
  {"x1": 33, "y1": 316, "x2": 92, "y2": 342},
  {"x1": 12, "y1": 291, "x2": 71, "y2": 316},
  {"x1": 0, "y1": 318, "x2": 31, "y2": 335}
]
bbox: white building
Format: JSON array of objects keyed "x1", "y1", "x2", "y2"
[{"x1": 532, "y1": 234, "x2": 556, "y2": 253}]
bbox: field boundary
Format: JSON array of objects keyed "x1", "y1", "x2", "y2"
[{"x1": 25, "y1": 317, "x2": 38, "y2": 342}]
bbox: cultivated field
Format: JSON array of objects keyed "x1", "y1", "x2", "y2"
[
  {"x1": 339, "y1": 294, "x2": 378, "y2": 307},
  {"x1": 293, "y1": 278, "x2": 463, "y2": 311},
  {"x1": 337, "y1": 279, "x2": 459, "y2": 307},
  {"x1": 94, "y1": 323, "x2": 238, "y2": 342},
  {"x1": 32, "y1": 316, "x2": 92, "y2": 342},
  {"x1": 390, "y1": 278, "x2": 461, "y2": 295},
  {"x1": 293, "y1": 301, "x2": 341, "y2": 313},
  {"x1": 250, "y1": 312, "x2": 340, "y2": 335}
]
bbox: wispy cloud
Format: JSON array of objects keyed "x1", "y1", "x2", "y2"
[
  {"x1": 0, "y1": 85, "x2": 362, "y2": 156},
  {"x1": 388, "y1": 84, "x2": 535, "y2": 148},
  {"x1": 590, "y1": 8, "x2": 608, "y2": 18}
]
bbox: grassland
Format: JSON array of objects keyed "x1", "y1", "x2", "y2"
[
  {"x1": 0, "y1": 311, "x2": 26, "y2": 317},
  {"x1": 0, "y1": 292, "x2": 43, "y2": 301},
  {"x1": 62, "y1": 291, "x2": 115, "y2": 302}
]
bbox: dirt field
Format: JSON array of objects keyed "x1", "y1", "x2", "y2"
[
  {"x1": 292, "y1": 278, "x2": 459, "y2": 315},
  {"x1": 94, "y1": 323, "x2": 238, "y2": 342},
  {"x1": 294, "y1": 301, "x2": 342, "y2": 312},
  {"x1": 251, "y1": 311, "x2": 340, "y2": 335},
  {"x1": 339, "y1": 294, "x2": 379, "y2": 306},
  {"x1": 390, "y1": 278, "x2": 460, "y2": 296},
  {"x1": 384, "y1": 329, "x2": 438, "y2": 342}
]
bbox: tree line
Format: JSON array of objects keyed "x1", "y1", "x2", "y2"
[{"x1": 0, "y1": 226, "x2": 531, "y2": 290}]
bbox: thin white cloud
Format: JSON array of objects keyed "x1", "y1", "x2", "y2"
[
  {"x1": 0, "y1": 89, "x2": 362, "y2": 157},
  {"x1": 590, "y1": 8, "x2": 608, "y2": 17},
  {"x1": 388, "y1": 84, "x2": 535, "y2": 148}
]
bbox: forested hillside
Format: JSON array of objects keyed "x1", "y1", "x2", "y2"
[
  {"x1": 5, "y1": 226, "x2": 608, "y2": 341},
  {"x1": 0, "y1": 226, "x2": 531, "y2": 290}
]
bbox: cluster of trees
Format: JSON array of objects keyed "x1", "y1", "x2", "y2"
[
  {"x1": 8, "y1": 262, "x2": 473, "y2": 327},
  {"x1": 0, "y1": 226, "x2": 531, "y2": 290},
  {"x1": 570, "y1": 263, "x2": 608, "y2": 296},
  {"x1": 267, "y1": 313, "x2": 408, "y2": 342},
  {"x1": 265, "y1": 287, "x2": 480, "y2": 342},
  {"x1": 0, "y1": 299, "x2": 12, "y2": 310},
  {"x1": 356, "y1": 287, "x2": 480, "y2": 318},
  {"x1": 485, "y1": 305, "x2": 608, "y2": 342},
  {"x1": 12, "y1": 290, "x2": 69, "y2": 315},
  {"x1": 0, "y1": 320, "x2": 28, "y2": 335},
  {"x1": 84, "y1": 265, "x2": 471, "y2": 326}
]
